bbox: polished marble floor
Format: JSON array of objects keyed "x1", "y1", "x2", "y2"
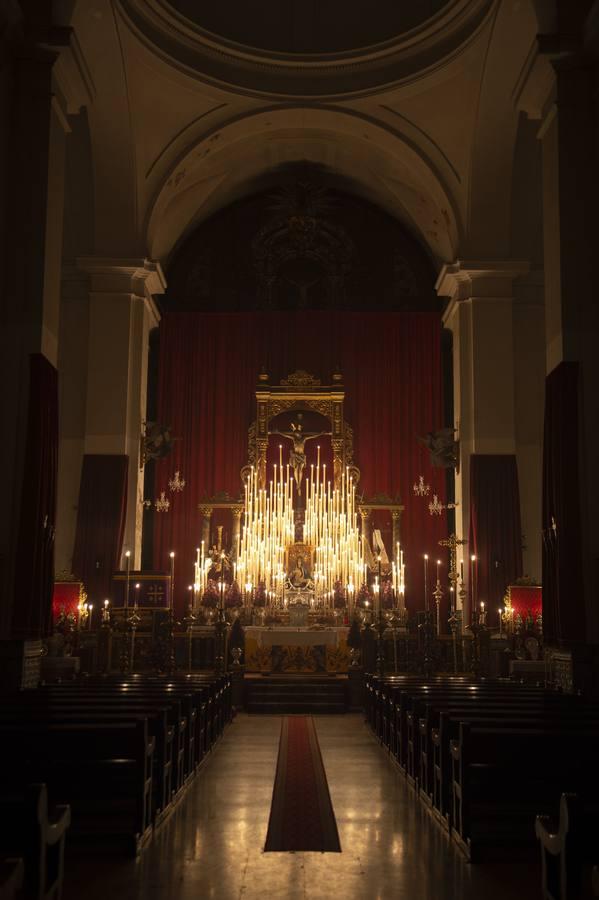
[{"x1": 63, "y1": 714, "x2": 539, "y2": 900}]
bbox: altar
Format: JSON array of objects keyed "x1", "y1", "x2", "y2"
[{"x1": 244, "y1": 625, "x2": 350, "y2": 674}]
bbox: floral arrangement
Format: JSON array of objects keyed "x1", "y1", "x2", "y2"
[
  {"x1": 202, "y1": 579, "x2": 219, "y2": 608},
  {"x1": 225, "y1": 581, "x2": 242, "y2": 608},
  {"x1": 333, "y1": 580, "x2": 346, "y2": 609},
  {"x1": 253, "y1": 581, "x2": 267, "y2": 608},
  {"x1": 381, "y1": 578, "x2": 394, "y2": 609},
  {"x1": 356, "y1": 583, "x2": 373, "y2": 608}
]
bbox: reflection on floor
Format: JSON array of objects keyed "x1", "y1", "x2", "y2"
[{"x1": 64, "y1": 714, "x2": 539, "y2": 900}]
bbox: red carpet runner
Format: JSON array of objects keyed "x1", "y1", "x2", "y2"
[{"x1": 265, "y1": 716, "x2": 341, "y2": 852}]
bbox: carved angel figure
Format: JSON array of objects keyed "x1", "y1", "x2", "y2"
[{"x1": 418, "y1": 428, "x2": 459, "y2": 469}]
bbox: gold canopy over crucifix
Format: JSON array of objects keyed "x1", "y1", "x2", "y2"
[{"x1": 243, "y1": 369, "x2": 359, "y2": 491}]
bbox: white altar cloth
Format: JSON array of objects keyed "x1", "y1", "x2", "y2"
[{"x1": 245, "y1": 626, "x2": 348, "y2": 648}]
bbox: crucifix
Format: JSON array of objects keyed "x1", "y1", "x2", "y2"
[{"x1": 438, "y1": 533, "x2": 469, "y2": 599}]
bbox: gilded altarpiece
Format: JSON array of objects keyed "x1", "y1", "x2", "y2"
[{"x1": 244, "y1": 370, "x2": 359, "y2": 490}]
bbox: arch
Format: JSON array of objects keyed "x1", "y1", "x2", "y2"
[{"x1": 145, "y1": 106, "x2": 462, "y2": 266}]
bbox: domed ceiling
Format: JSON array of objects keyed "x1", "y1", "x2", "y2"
[{"x1": 165, "y1": 0, "x2": 451, "y2": 54}]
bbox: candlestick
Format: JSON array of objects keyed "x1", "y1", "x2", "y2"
[
  {"x1": 470, "y1": 554, "x2": 476, "y2": 622},
  {"x1": 169, "y1": 551, "x2": 175, "y2": 611},
  {"x1": 125, "y1": 550, "x2": 131, "y2": 611}
]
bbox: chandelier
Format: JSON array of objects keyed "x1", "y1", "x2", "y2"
[
  {"x1": 155, "y1": 491, "x2": 171, "y2": 513},
  {"x1": 168, "y1": 470, "x2": 186, "y2": 492},
  {"x1": 428, "y1": 494, "x2": 444, "y2": 516},
  {"x1": 428, "y1": 494, "x2": 459, "y2": 516},
  {"x1": 413, "y1": 475, "x2": 431, "y2": 497}
]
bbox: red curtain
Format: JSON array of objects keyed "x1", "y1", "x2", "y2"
[
  {"x1": 542, "y1": 362, "x2": 584, "y2": 644},
  {"x1": 153, "y1": 312, "x2": 446, "y2": 615},
  {"x1": 469, "y1": 454, "x2": 523, "y2": 615},
  {"x1": 72, "y1": 455, "x2": 128, "y2": 605},
  {"x1": 12, "y1": 353, "x2": 58, "y2": 639}
]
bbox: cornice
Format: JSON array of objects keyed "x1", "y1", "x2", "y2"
[
  {"x1": 76, "y1": 257, "x2": 165, "y2": 326},
  {"x1": 437, "y1": 259, "x2": 530, "y2": 323},
  {"x1": 116, "y1": 0, "x2": 495, "y2": 100}
]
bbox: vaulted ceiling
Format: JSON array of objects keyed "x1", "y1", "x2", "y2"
[{"x1": 58, "y1": 0, "x2": 545, "y2": 272}]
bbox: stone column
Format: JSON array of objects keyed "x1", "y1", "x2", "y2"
[
  {"x1": 199, "y1": 507, "x2": 213, "y2": 549},
  {"x1": 0, "y1": 24, "x2": 73, "y2": 644},
  {"x1": 231, "y1": 507, "x2": 244, "y2": 561},
  {"x1": 437, "y1": 261, "x2": 543, "y2": 627},
  {"x1": 516, "y1": 35, "x2": 599, "y2": 656},
  {"x1": 360, "y1": 509, "x2": 372, "y2": 566},
  {"x1": 391, "y1": 511, "x2": 402, "y2": 554},
  {"x1": 73, "y1": 259, "x2": 164, "y2": 570},
  {"x1": 536, "y1": 58, "x2": 599, "y2": 644}
]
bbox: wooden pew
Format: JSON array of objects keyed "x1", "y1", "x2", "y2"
[
  {"x1": 0, "y1": 858, "x2": 23, "y2": 900},
  {"x1": 0, "y1": 700, "x2": 174, "y2": 824},
  {"x1": 0, "y1": 784, "x2": 69, "y2": 900},
  {"x1": 450, "y1": 722, "x2": 599, "y2": 862},
  {"x1": 38, "y1": 685, "x2": 192, "y2": 792},
  {"x1": 0, "y1": 720, "x2": 153, "y2": 856},
  {"x1": 536, "y1": 792, "x2": 599, "y2": 900}
]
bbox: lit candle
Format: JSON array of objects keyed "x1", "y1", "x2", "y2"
[
  {"x1": 424, "y1": 554, "x2": 429, "y2": 611},
  {"x1": 125, "y1": 550, "x2": 131, "y2": 611},
  {"x1": 134, "y1": 582, "x2": 140, "y2": 609},
  {"x1": 436, "y1": 559, "x2": 441, "y2": 582},
  {"x1": 498, "y1": 607, "x2": 503, "y2": 636},
  {"x1": 88, "y1": 603, "x2": 93, "y2": 630},
  {"x1": 470, "y1": 554, "x2": 476, "y2": 620},
  {"x1": 169, "y1": 552, "x2": 175, "y2": 611}
]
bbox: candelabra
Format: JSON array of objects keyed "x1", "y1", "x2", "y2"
[
  {"x1": 98, "y1": 599, "x2": 113, "y2": 674},
  {"x1": 419, "y1": 611, "x2": 434, "y2": 677},
  {"x1": 375, "y1": 606, "x2": 387, "y2": 676},
  {"x1": 183, "y1": 600, "x2": 197, "y2": 674},
  {"x1": 448, "y1": 608, "x2": 462, "y2": 674},
  {"x1": 467, "y1": 618, "x2": 487, "y2": 679},
  {"x1": 433, "y1": 578, "x2": 443, "y2": 637},
  {"x1": 214, "y1": 605, "x2": 227, "y2": 675},
  {"x1": 119, "y1": 614, "x2": 130, "y2": 674},
  {"x1": 127, "y1": 605, "x2": 141, "y2": 673}
]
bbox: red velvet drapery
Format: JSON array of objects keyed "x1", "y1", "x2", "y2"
[
  {"x1": 469, "y1": 454, "x2": 523, "y2": 615},
  {"x1": 542, "y1": 362, "x2": 584, "y2": 643},
  {"x1": 153, "y1": 311, "x2": 446, "y2": 615},
  {"x1": 72, "y1": 455, "x2": 128, "y2": 606},
  {"x1": 13, "y1": 353, "x2": 58, "y2": 639}
]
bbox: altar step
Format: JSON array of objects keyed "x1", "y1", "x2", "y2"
[{"x1": 245, "y1": 676, "x2": 348, "y2": 714}]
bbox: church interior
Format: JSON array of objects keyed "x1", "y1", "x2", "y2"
[{"x1": 1, "y1": 1, "x2": 599, "y2": 897}]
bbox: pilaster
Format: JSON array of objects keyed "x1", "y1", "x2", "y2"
[
  {"x1": 75, "y1": 258, "x2": 164, "y2": 569},
  {"x1": 438, "y1": 260, "x2": 536, "y2": 623}
]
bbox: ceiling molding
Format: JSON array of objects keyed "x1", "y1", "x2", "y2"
[{"x1": 116, "y1": 0, "x2": 495, "y2": 99}]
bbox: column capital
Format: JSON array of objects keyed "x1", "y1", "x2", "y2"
[
  {"x1": 76, "y1": 257, "x2": 165, "y2": 326},
  {"x1": 199, "y1": 506, "x2": 214, "y2": 518},
  {"x1": 437, "y1": 259, "x2": 530, "y2": 324},
  {"x1": 512, "y1": 39, "x2": 555, "y2": 121}
]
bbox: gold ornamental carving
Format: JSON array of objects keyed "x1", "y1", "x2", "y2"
[
  {"x1": 280, "y1": 370, "x2": 321, "y2": 388},
  {"x1": 247, "y1": 369, "x2": 351, "y2": 490}
]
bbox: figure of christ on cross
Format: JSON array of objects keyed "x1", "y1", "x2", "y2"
[{"x1": 270, "y1": 413, "x2": 331, "y2": 493}]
